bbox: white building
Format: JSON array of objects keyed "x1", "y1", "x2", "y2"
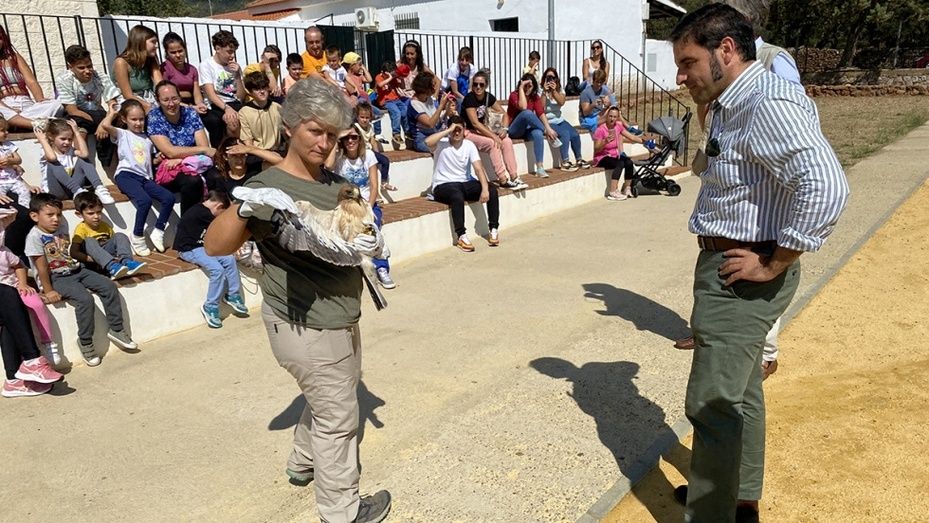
[{"x1": 215, "y1": 0, "x2": 686, "y2": 89}]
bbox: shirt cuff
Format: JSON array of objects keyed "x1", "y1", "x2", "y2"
[{"x1": 777, "y1": 226, "x2": 824, "y2": 253}]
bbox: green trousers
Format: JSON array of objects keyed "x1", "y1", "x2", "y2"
[{"x1": 684, "y1": 249, "x2": 800, "y2": 522}]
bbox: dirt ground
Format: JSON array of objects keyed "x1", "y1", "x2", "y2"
[{"x1": 604, "y1": 179, "x2": 929, "y2": 522}]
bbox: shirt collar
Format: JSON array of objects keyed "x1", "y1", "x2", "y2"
[
  {"x1": 716, "y1": 61, "x2": 765, "y2": 110},
  {"x1": 755, "y1": 36, "x2": 764, "y2": 50}
]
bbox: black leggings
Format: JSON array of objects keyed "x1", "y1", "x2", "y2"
[
  {"x1": 433, "y1": 180, "x2": 499, "y2": 237},
  {"x1": 201, "y1": 102, "x2": 242, "y2": 148},
  {"x1": 598, "y1": 155, "x2": 635, "y2": 182},
  {"x1": 0, "y1": 284, "x2": 40, "y2": 380}
]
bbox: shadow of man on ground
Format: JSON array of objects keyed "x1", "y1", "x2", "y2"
[
  {"x1": 530, "y1": 357, "x2": 689, "y2": 522},
  {"x1": 582, "y1": 283, "x2": 691, "y2": 341}
]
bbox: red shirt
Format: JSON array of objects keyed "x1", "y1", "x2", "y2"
[
  {"x1": 374, "y1": 72, "x2": 401, "y2": 106},
  {"x1": 507, "y1": 91, "x2": 544, "y2": 121}
]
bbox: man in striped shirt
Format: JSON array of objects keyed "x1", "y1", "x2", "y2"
[{"x1": 670, "y1": 5, "x2": 849, "y2": 522}]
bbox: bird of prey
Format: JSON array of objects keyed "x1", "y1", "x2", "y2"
[{"x1": 234, "y1": 184, "x2": 388, "y2": 310}]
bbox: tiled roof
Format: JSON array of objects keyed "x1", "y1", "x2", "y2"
[
  {"x1": 210, "y1": 8, "x2": 299, "y2": 21},
  {"x1": 246, "y1": 0, "x2": 290, "y2": 7}
]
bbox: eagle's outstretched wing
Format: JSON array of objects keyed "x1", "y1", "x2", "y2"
[{"x1": 274, "y1": 209, "x2": 366, "y2": 267}]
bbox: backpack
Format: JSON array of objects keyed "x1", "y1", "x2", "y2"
[{"x1": 565, "y1": 76, "x2": 582, "y2": 96}]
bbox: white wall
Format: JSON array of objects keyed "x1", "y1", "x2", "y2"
[{"x1": 645, "y1": 38, "x2": 679, "y2": 90}]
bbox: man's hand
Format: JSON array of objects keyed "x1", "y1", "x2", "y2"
[
  {"x1": 719, "y1": 249, "x2": 780, "y2": 287},
  {"x1": 228, "y1": 60, "x2": 240, "y2": 74},
  {"x1": 0, "y1": 194, "x2": 12, "y2": 205},
  {"x1": 222, "y1": 106, "x2": 239, "y2": 126},
  {"x1": 42, "y1": 290, "x2": 62, "y2": 304},
  {"x1": 762, "y1": 359, "x2": 778, "y2": 380},
  {"x1": 17, "y1": 282, "x2": 36, "y2": 296},
  {"x1": 479, "y1": 188, "x2": 489, "y2": 203},
  {"x1": 718, "y1": 248, "x2": 778, "y2": 286}
]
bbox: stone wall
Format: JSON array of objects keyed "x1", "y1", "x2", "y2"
[
  {"x1": 3, "y1": 1, "x2": 101, "y2": 95},
  {"x1": 806, "y1": 84, "x2": 929, "y2": 97},
  {"x1": 804, "y1": 68, "x2": 929, "y2": 87}
]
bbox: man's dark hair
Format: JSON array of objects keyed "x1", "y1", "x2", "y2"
[
  {"x1": 448, "y1": 114, "x2": 464, "y2": 126},
  {"x1": 29, "y1": 193, "x2": 62, "y2": 213},
  {"x1": 286, "y1": 53, "x2": 303, "y2": 67},
  {"x1": 73, "y1": 191, "x2": 103, "y2": 213},
  {"x1": 211, "y1": 30, "x2": 239, "y2": 50},
  {"x1": 64, "y1": 45, "x2": 91, "y2": 65},
  {"x1": 244, "y1": 71, "x2": 270, "y2": 91},
  {"x1": 670, "y1": 3, "x2": 756, "y2": 61}
]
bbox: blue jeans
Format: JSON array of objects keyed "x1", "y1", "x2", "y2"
[
  {"x1": 581, "y1": 113, "x2": 600, "y2": 134},
  {"x1": 550, "y1": 120, "x2": 582, "y2": 161},
  {"x1": 508, "y1": 110, "x2": 546, "y2": 165},
  {"x1": 371, "y1": 204, "x2": 389, "y2": 272},
  {"x1": 114, "y1": 170, "x2": 176, "y2": 236},
  {"x1": 179, "y1": 247, "x2": 242, "y2": 308},
  {"x1": 373, "y1": 151, "x2": 390, "y2": 182},
  {"x1": 412, "y1": 125, "x2": 443, "y2": 153},
  {"x1": 379, "y1": 99, "x2": 406, "y2": 135}
]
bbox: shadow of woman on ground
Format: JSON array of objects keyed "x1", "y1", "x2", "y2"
[
  {"x1": 530, "y1": 357, "x2": 689, "y2": 522},
  {"x1": 582, "y1": 283, "x2": 691, "y2": 341}
]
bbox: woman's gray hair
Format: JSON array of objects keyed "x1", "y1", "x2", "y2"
[
  {"x1": 280, "y1": 75, "x2": 353, "y2": 132},
  {"x1": 718, "y1": 0, "x2": 769, "y2": 28}
]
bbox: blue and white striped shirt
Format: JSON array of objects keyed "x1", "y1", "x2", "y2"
[{"x1": 689, "y1": 62, "x2": 849, "y2": 253}]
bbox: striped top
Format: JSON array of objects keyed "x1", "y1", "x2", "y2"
[{"x1": 690, "y1": 62, "x2": 849, "y2": 253}]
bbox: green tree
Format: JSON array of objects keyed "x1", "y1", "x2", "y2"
[{"x1": 97, "y1": 0, "x2": 193, "y2": 17}]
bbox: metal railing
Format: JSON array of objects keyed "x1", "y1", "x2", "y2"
[{"x1": 2, "y1": 13, "x2": 690, "y2": 164}]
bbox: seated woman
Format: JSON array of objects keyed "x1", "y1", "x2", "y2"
[
  {"x1": 579, "y1": 69, "x2": 616, "y2": 133},
  {"x1": 397, "y1": 39, "x2": 435, "y2": 101},
  {"x1": 147, "y1": 81, "x2": 215, "y2": 213},
  {"x1": 0, "y1": 25, "x2": 61, "y2": 129},
  {"x1": 541, "y1": 67, "x2": 588, "y2": 171},
  {"x1": 506, "y1": 74, "x2": 559, "y2": 178},
  {"x1": 581, "y1": 40, "x2": 610, "y2": 90},
  {"x1": 112, "y1": 25, "x2": 162, "y2": 113},
  {"x1": 593, "y1": 106, "x2": 648, "y2": 201},
  {"x1": 461, "y1": 71, "x2": 525, "y2": 190},
  {"x1": 406, "y1": 71, "x2": 456, "y2": 153},
  {"x1": 160, "y1": 32, "x2": 207, "y2": 114}
]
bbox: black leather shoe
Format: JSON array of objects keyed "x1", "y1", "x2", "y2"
[
  {"x1": 736, "y1": 505, "x2": 760, "y2": 523},
  {"x1": 673, "y1": 485, "x2": 688, "y2": 505}
]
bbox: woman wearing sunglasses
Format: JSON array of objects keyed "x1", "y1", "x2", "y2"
[
  {"x1": 461, "y1": 70, "x2": 526, "y2": 190},
  {"x1": 541, "y1": 67, "x2": 589, "y2": 172},
  {"x1": 582, "y1": 40, "x2": 611, "y2": 90},
  {"x1": 328, "y1": 125, "x2": 395, "y2": 289}
]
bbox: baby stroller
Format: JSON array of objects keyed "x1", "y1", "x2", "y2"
[{"x1": 630, "y1": 112, "x2": 692, "y2": 197}]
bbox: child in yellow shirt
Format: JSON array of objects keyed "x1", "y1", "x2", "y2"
[{"x1": 69, "y1": 192, "x2": 146, "y2": 280}]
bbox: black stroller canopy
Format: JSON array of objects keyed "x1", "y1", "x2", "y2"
[{"x1": 647, "y1": 116, "x2": 687, "y2": 142}]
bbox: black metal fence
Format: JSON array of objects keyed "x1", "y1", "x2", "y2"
[{"x1": 2, "y1": 13, "x2": 690, "y2": 163}]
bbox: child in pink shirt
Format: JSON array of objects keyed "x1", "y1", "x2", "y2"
[{"x1": 593, "y1": 106, "x2": 648, "y2": 201}]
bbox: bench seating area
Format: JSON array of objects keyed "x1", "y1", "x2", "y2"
[{"x1": 5, "y1": 99, "x2": 691, "y2": 365}]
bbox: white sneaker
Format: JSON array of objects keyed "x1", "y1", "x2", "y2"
[
  {"x1": 150, "y1": 228, "x2": 166, "y2": 253},
  {"x1": 511, "y1": 178, "x2": 529, "y2": 191},
  {"x1": 606, "y1": 190, "x2": 628, "y2": 201},
  {"x1": 94, "y1": 185, "x2": 116, "y2": 205},
  {"x1": 130, "y1": 234, "x2": 151, "y2": 256},
  {"x1": 78, "y1": 339, "x2": 101, "y2": 367},
  {"x1": 376, "y1": 268, "x2": 396, "y2": 289},
  {"x1": 44, "y1": 342, "x2": 61, "y2": 366}
]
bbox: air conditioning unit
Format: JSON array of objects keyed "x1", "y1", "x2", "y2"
[{"x1": 354, "y1": 7, "x2": 379, "y2": 31}]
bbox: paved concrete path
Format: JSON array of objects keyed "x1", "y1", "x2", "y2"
[{"x1": 1, "y1": 123, "x2": 927, "y2": 522}]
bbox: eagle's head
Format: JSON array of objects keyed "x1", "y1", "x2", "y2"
[{"x1": 337, "y1": 184, "x2": 364, "y2": 205}]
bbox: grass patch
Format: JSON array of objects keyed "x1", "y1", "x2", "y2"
[{"x1": 834, "y1": 108, "x2": 928, "y2": 166}]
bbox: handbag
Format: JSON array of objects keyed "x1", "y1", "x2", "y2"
[{"x1": 484, "y1": 94, "x2": 505, "y2": 134}]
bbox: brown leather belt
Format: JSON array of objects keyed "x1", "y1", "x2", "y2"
[{"x1": 697, "y1": 236, "x2": 775, "y2": 252}]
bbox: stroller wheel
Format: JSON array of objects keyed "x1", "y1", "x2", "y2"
[{"x1": 667, "y1": 183, "x2": 681, "y2": 197}]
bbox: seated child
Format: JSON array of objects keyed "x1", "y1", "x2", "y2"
[
  {"x1": 238, "y1": 72, "x2": 284, "y2": 175},
  {"x1": 69, "y1": 192, "x2": 146, "y2": 279},
  {"x1": 374, "y1": 61, "x2": 407, "y2": 150},
  {"x1": 523, "y1": 50, "x2": 541, "y2": 85},
  {"x1": 355, "y1": 102, "x2": 396, "y2": 193},
  {"x1": 35, "y1": 118, "x2": 115, "y2": 204},
  {"x1": 321, "y1": 46, "x2": 348, "y2": 89},
  {"x1": 56, "y1": 45, "x2": 120, "y2": 167},
  {"x1": 283, "y1": 53, "x2": 303, "y2": 95},
  {"x1": 25, "y1": 193, "x2": 137, "y2": 367},
  {"x1": 0, "y1": 116, "x2": 35, "y2": 206},
  {"x1": 0, "y1": 207, "x2": 63, "y2": 395},
  {"x1": 101, "y1": 100, "x2": 175, "y2": 256},
  {"x1": 173, "y1": 190, "x2": 248, "y2": 328}
]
